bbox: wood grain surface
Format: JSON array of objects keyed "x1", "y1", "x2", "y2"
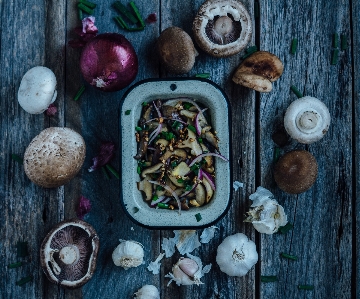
[{"x1": 0, "y1": 0, "x2": 357, "y2": 299}]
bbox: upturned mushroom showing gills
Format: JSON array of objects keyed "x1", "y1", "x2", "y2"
[
  {"x1": 273, "y1": 150, "x2": 318, "y2": 194},
  {"x1": 192, "y1": 0, "x2": 252, "y2": 57},
  {"x1": 40, "y1": 219, "x2": 99, "y2": 289},
  {"x1": 284, "y1": 96, "x2": 331, "y2": 144},
  {"x1": 24, "y1": 127, "x2": 86, "y2": 188},
  {"x1": 157, "y1": 27, "x2": 198, "y2": 74},
  {"x1": 18, "y1": 66, "x2": 57, "y2": 114},
  {"x1": 232, "y1": 51, "x2": 284, "y2": 92}
]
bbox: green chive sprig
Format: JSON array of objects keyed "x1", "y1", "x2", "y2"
[
  {"x1": 298, "y1": 285, "x2": 314, "y2": 290},
  {"x1": 113, "y1": 1, "x2": 138, "y2": 24},
  {"x1": 157, "y1": 203, "x2": 170, "y2": 209},
  {"x1": 8, "y1": 261, "x2": 24, "y2": 269},
  {"x1": 129, "y1": 2, "x2": 145, "y2": 27},
  {"x1": 101, "y1": 167, "x2": 111, "y2": 180},
  {"x1": 291, "y1": 38, "x2": 298, "y2": 54},
  {"x1": 79, "y1": 0, "x2": 97, "y2": 9},
  {"x1": 332, "y1": 33, "x2": 339, "y2": 48},
  {"x1": 273, "y1": 147, "x2": 280, "y2": 163},
  {"x1": 11, "y1": 154, "x2": 23, "y2": 164},
  {"x1": 290, "y1": 85, "x2": 303, "y2": 98},
  {"x1": 74, "y1": 85, "x2": 85, "y2": 101},
  {"x1": 261, "y1": 275, "x2": 278, "y2": 282},
  {"x1": 341, "y1": 34, "x2": 348, "y2": 50},
  {"x1": 195, "y1": 213, "x2": 202, "y2": 222},
  {"x1": 77, "y1": 3, "x2": 94, "y2": 15},
  {"x1": 125, "y1": 110, "x2": 131, "y2": 115},
  {"x1": 195, "y1": 73, "x2": 210, "y2": 79},
  {"x1": 280, "y1": 252, "x2": 298, "y2": 261},
  {"x1": 278, "y1": 222, "x2": 294, "y2": 234},
  {"x1": 16, "y1": 275, "x2": 33, "y2": 286},
  {"x1": 105, "y1": 164, "x2": 120, "y2": 179},
  {"x1": 331, "y1": 49, "x2": 339, "y2": 65}
]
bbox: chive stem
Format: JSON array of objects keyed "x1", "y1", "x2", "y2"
[
  {"x1": 195, "y1": 213, "x2": 202, "y2": 222},
  {"x1": 79, "y1": 0, "x2": 97, "y2": 9},
  {"x1": 261, "y1": 275, "x2": 278, "y2": 282},
  {"x1": 278, "y1": 222, "x2": 294, "y2": 234},
  {"x1": 8, "y1": 261, "x2": 24, "y2": 269},
  {"x1": 290, "y1": 85, "x2": 303, "y2": 98},
  {"x1": 291, "y1": 38, "x2": 298, "y2": 54},
  {"x1": 105, "y1": 164, "x2": 120, "y2": 179},
  {"x1": 273, "y1": 147, "x2": 280, "y2": 163},
  {"x1": 195, "y1": 73, "x2": 210, "y2": 79},
  {"x1": 113, "y1": 1, "x2": 138, "y2": 24},
  {"x1": 114, "y1": 16, "x2": 125, "y2": 29},
  {"x1": 331, "y1": 49, "x2": 339, "y2": 65},
  {"x1": 125, "y1": 110, "x2": 131, "y2": 115},
  {"x1": 17, "y1": 242, "x2": 28, "y2": 258},
  {"x1": 101, "y1": 167, "x2": 111, "y2": 180},
  {"x1": 246, "y1": 45, "x2": 258, "y2": 53},
  {"x1": 74, "y1": 85, "x2": 85, "y2": 101},
  {"x1": 341, "y1": 34, "x2": 348, "y2": 50},
  {"x1": 280, "y1": 252, "x2": 298, "y2": 261},
  {"x1": 77, "y1": 3, "x2": 94, "y2": 15},
  {"x1": 16, "y1": 275, "x2": 33, "y2": 286},
  {"x1": 332, "y1": 33, "x2": 339, "y2": 48},
  {"x1": 298, "y1": 285, "x2": 314, "y2": 290},
  {"x1": 78, "y1": 8, "x2": 83, "y2": 20},
  {"x1": 129, "y1": 2, "x2": 145, "y2": 28},
  {"x1": 157, "y1": 203, "x2": 169, "y2": 209},
  {"x1": 11, "y1": 154, "x2": 23, "y2": 164}
]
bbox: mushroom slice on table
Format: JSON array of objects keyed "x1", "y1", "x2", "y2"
[
  {"x1": 273, "y1": 150, "x2": 318, "y2": 194},
  {"x1": 18, "y1": 66, "x2": 57, "y2": 114},
  {"x1": 40, "y1": 219, "x2": 99, "y2": 289},
  {"x1": 193, "y1": 0, "x2": 252, "y2": 57},
  {"x1": 23, "y1": 127, "x2": 86, "y2": 188},
  {"x1": 232, "y1": 51, "x2": 284, "y2": 92},
  {"x1": 284, "y1": 96, "x2": 331, "y2": 144}
]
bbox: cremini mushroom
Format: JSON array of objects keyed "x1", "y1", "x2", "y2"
[
  {"x1": 40, "y1": 218, "x2": 99, "y2": 289},
  {"x1": 284, "y1": 96, "x2": 331, "y2": 144},
  {"x1": 157, "y1": 26, "x2": 198, "y2": 74},
  {"x1": 176, "y1": 129, "x2": 203, "y2": 156},
  {"x1": 137, "y1": 175, "x2": 153, "y2": 201},
  {"x1": 273, "y1": 150, "x2": 318, "y2": 194},
  {"x1": 232, "y1": 51, "x2": 284, "y2": 92},
  {"x1": 193, "y1": 0, "x2": 252, "y2": 57},
  {"x1": 18, "y1": 66, "x2": 57, "y2": 114},
  {"x1": 24, "y1": 127, "x2": 86, "y2": 188}
]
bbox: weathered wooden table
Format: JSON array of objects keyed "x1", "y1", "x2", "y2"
[{"x1": 1, "y1": 0, "x2": 359, "y2": 298}]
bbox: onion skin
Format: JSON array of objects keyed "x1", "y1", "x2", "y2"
[{"x1": 80, "y1": 33, "x2": 138, "y2": 92}]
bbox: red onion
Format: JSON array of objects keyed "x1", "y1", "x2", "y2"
[
  {"x1": 188, "y1": 152, "x2": 229, "y2": 167},
  {"x1": 201, "y1": 170, "x2": 216, "y2": 190},
  {"x1": 80, "y1": 33, "x2": 138, "y2": 92},
  {"x1": 148, "y1": 180, "x2": 182, "y2": 214}
]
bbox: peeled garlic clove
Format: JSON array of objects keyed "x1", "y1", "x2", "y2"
[
  {"x1": 112, "y1": 240, "x2": 144, "y2": 270},
  {"x1": 172, "y1": 264, "x2": 195, "y2": 286},
  {"x1": 134, "y1": 285, "x2": 160, "y2": 299},
  {"x1": 177, "y1": 257, "x2": 199, "y2": 277}
]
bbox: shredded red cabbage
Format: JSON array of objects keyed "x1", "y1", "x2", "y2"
[
  {"x1": 76, "y1": 196, "x2": 91, "y2": 219},
  {"x1": 88, "y1": 142, "x2": 116, "y2": 172},
  {"x1": 45, "y1": 104, "x2": 57, "y2": 116}
]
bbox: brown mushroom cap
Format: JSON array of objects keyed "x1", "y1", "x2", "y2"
[
  {"x1": 40, "y1": 218, "x2": 99, "y2": 289},
  {"x1": 232, "y1": 51, "x2": 284, "y2": 92},
  {"x1": 273, "y1": 150, "x2": 318, "y2": 194},
  {"x1": 24, "y1": 127, "x2": 86, "y2": 188},
  {"x1": 157, "y1": 26, "x2": 198, "y2": 74}
]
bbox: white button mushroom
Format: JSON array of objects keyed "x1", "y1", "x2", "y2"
[
  {"x1": 284, "y1": 96, "x2": 331, "y2": 144},
  {"x1": 18, "y1": 66, "x2": 57, "y2": 114}
]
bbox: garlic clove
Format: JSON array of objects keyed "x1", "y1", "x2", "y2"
[
  {"x1": 134, "y1": 284, "x2": 160, "y2": 299},
  {"x1": 177, "y1": 257, "x2": 199, "y2": 277},
  {"x1": 172, "y1": 265, "x2": 194, "y2": 286},
  {"x1": 112, "y1": 240, "x2": 144, "y2": 270}
]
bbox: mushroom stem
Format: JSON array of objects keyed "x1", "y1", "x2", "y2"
[
  {"x1": 297, "y1": 111, "x2": 320, "y2": 132},
  {"x1": 59, "y1": 245, "x2": 80, "y2": 265},
  {"x1": 213, "y1": 16, "x2": 234, "y2": 44}
]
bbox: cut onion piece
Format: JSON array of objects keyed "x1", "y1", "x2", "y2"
[
  {"x1": 189, "y1": 153, "x2": 229, "y2": 167},
  {"x1": 150, "y1": 195, "x2": 167, "y2": 206},
  {"x1": 201, "y1": 170, "x2": 216, "y2": 190},
  {"x1": 153, "y1": 101, "x2": 162, "y2": 117},
  {"x1": 148, "y1": 123, "x2": 163, "y2": 145},
  {"x1": 195, "y1": 112, "x2": 202, "y2": 135},
  {"x1": 148, "y1": 180, "x2": 181, "y2": 214}
]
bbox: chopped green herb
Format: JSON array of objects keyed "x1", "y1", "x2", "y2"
[
  {"x1": 101, "y1": 167, "x2": 111, "y2": 180},
  {"x1": 290, "y1": 85, "x2": 303, "y2": 98},
  {"x1": 129, "y1": 1, "x2": 145, "y2": 28},
  {"x1": 280, "y1": 252, "x2": 298, "y2": 261},
  {"x1": 278, "y1": 222, "x2": 294, "y2": 234},
  {"x1": 185, "y1": 184, "x2": 193, "y2": 191},
  {"x1": 273, "y1": 147, "x2": 280, "y2": 163},
  {"x1": 195, "y1": 73, "x2": 210, "y2": 79},
  {"x1": 11, "y1": 154, "x2": 23, "y2": 164},
  {"x1": 197, "y1": 138, "x2": 203, "y2": 143},
  {"x1": 157, "y1": 203, "x2": 169, "y2": 209},
  {"x1": 246, "y1": 45, "x2": 258, "y2": 54},
  {"x1": 332, "y1": 33, "x2": 339, "y2": 48},
  {"x1": 261, "y1": 276, "x2": 278, "y2": 282},
  {"x1": 163, "y1": 132, "x2": 175, "y2": 141},
  {"x1": 17, "y1": 242, "x2": 28, "y2": 258},
  {"x1": 78, "y1": 8, "x2": 83, "y2": 20},
  {"x1": 8, "y1": 262, "x2": 24, "y2": 269},
  {"x1": 79, "y1": 0, "x2": 97, "y2": 9},
  {"x1": 113, "y1": 1, "x2": 138, "y2": 24},
  {"x1": 188, "y1": 125, "x2": 196, "y2": 133},
  {"x1": 114, "y1": 16, "x2": 127, "y2": 29},
  {"x1": 341, "y1": 34, "x2": 348, "y2": 50},
  {"x1": 16, "y1": 275, "x2": 33, "y2": 286},
  {"x1": 291, "y1": 38, "x2": 298, "y2": 54},
  {"x1": 171, "y1": 161, "x2": 178, "y2": 168},
  {"x1": 183, "y1": 102, "x2": 193, "y2": 110},
  {"x1": 177, "y1": 178, "x2": 184, "y2": 184},
  {"x1": 77, "y1": 2, "x2": 94, "y2": 15},
  {"x1": 156, "y1": 185, "x2": 164, "y2": 191},
  {"x1": 190, "y1": 163, "x2": 200, "y2": 172},
  {"x1": 133, "y1": 207, "x2": 139, "y2": 213},
  {"x1": 298, "y1": 285, "x2": 314, "y2": 290},
  {"x1": 105, "y1": 164, "x2": 120, "y2": 179},
  {"x1": 200, "y1": 158, "x2": 207, "y2": 165},
  {"x1": 331, "y1": 49, "x2": 339, "y2": 65},
  {"x1": 142, "y1": 102, "x2": 148, "y2": 106},
  {"x1": 125, "y1": 110, "x2": 131, "y2": 115},
  {"x1": 74, "y1": 85, "x2": 85, "y2": 101},
  {"x1": 135, "y1": 126, "x2": 142, "y2": 131},
  {"x1": 171, "y1": 121, "x2": 180, "y2": 129},
  {"x1": 195, "y1": 213, "x2": 202, "y2": 222},
  {"x1": 152, "y1": 195, "x2": 159, "y2": 201}
]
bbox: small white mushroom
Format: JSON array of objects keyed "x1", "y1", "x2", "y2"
[
  {"x1": 18, "y1": 66, "x2": 57, "y2": 114},
  {"x1": 284, "y1": 96, "x2": 331, "y2": 144}
]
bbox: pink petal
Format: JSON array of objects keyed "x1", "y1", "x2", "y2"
[
  {"x1": 45, "y1": 104, "x2": 57, "y2": 116},
  {"x1": 88, "y1": 142, "x2": 116, "y2": 172},
  {"x1": 77, "y1": 196, "x2": 91, "y2": 219},
  {"x1": 146, "y1": 13, "x2": 157, "y2": 24}
]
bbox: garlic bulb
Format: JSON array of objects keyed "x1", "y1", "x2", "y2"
[
  {"x1": 112, "y1": 239, "x2": 144, "y2": 270},
  {"x1": 216, "y1": 233, "x2": 258, "y2": 277},
  {"x1": 166, "y1": 253, "x2": 211, "y2": 286},
  {"x1": 134, "y1": 285, "x2": 160, "y2": 299},
  {"x1": 245, "y1": 186, "x2": 288, "y2": 234}
]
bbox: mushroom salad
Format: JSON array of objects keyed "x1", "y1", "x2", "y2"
[{"x1": 135, "y1": 98, "x2": 228, "y2": 213}]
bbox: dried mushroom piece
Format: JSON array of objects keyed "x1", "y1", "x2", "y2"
[
  {"x1": 193, "y1": 0, "x2": 252, "y2": 57},
  {"x1": 40, "y1": 219, "x2": 99, "y2": 289}
]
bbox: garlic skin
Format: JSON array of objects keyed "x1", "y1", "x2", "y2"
[
  {"x1": 216, "y1": 233, "x2": 258, "y2": 277},
  {"x1": 245, "y1": 187, "x2": 288, "y2": 234},
  {"x1": 112, "y1": 240, "x2": 144, "y2": 270},
  {"x1": 134, "y1": 285, "x2": 160, "y2": 299}
]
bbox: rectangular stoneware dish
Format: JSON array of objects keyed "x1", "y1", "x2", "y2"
[{"x1": 119, "y1": 78, "x2": 232, "y2": 229}]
